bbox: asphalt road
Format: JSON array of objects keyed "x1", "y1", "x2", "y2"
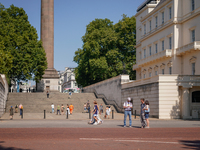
[{"x1": 0, "y1": 128, "x2": 200, "y2": 150}]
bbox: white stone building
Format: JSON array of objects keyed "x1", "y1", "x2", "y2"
[
  {"x1": 62, "y1": 67, "x2": 79, "y2": 93},
  {"x1": 130, "y1": 0, "x2": 200, "y2": 119}
]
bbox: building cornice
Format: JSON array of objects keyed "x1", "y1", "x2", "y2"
[{"x1": 140, "y1": 0, "x2": 172, "y2": 22}]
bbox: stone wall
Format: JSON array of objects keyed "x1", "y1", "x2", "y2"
[
  {"x1": 121, "y1": 82, "x2": 159, "y2": 118},
  {"x1": 0, "y1": 74, "x2": 8, "y2": 117},
  {"x1": 83, "y1": 75, "x2": 130, "y2": 112}
]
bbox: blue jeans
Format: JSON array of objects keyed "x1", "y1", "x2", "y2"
[
  {"x1": 52, "y1": 108, "x2": 54, "y2": 113},
  {"x1": 124, "y1": 111, "x2": 132, "y2": 126}
]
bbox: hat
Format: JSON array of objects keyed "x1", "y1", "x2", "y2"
[{"x1": 127, "y1": 97, "x2": 131, "y2": 101}]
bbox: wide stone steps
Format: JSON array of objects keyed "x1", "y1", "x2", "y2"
[{"x1": 6, "y1": 93, "x2": 116, "y2": 113}]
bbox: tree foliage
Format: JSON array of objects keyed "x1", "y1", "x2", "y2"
[
  {"x1": 74, "y1": 15, "x2": 136, "y2": 87},
  {"x1": 0, "y1": 4, "x2": 47, "y2": 83}
]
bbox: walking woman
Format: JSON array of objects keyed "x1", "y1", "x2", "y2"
[
  {"x1": 143, "y1": 100, "x2": 150, "y2": 128},
  {"x1": 93, "y1": 101, "x2": 99, "y2": 125}
]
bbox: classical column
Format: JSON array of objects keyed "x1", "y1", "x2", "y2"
[
  {"x1": 37, "y1": 0, "x2": 59, "y2": 92},
  {"x1": 182, "y1": 87, "x2": 191, "y2": 119},
  {"x1": 41, "y1": 0, "x2": 54, "y2": 69}
]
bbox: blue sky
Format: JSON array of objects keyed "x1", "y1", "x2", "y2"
[{"x1": 0, "y1": 0, "x2": 142, "y2": 71}]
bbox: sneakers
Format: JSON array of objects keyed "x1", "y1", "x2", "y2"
[
  {"x1": 145, "y1": 126, "x2": 150, "y2": 128},
  {"x1": 129, "y1": 126, "x2": 132, "y2": 128},
  {"x1": 124, "y1": 125, "x2": 126, "y2": 127},
  {"x1": 93, "y1": 122, "x2": 98, "y2": 125}
]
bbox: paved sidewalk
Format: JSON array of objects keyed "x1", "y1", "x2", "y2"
[{"x1": 1, "y1": 112, "x2": 128, "y2": 120}]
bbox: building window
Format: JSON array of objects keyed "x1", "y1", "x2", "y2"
[
  {"x1": 149, "y1": 20, "x2": 152, "y2": 31},
  {"x1": 149, "y1": 46, "x2": 152, "y2": 56},
  {"x1": 169, "y1": 37, "x2": 172, "y2": 49},
  {"x1": 169, "y1": 67, "x2": 172, "y2": 74},
  {"x1": 155, "y1": 16, "x2": 158, "y2": 28},
  {"x1": 155, "y1": 43, "x2": 158, "y2": 53},
  {"x1": 191, "y1": 0, "x2": 195, "y2": 11},
  {"x1": 149, "y1": 72, "x2": 152, "y2": 77},
  {"x1": 169, "y1": 7, "x2": 172, "y2": 19},
  {"x1": 144, "y1": 49, "x2": 146, "y2": 58},
  {"x1": 46, "y1": 80, "x2": 50, "y2": 84},
  {"x1": 144, "y1": 24, "x2": 146, "y2": 34},
  {"x1": 144, "y1": 74, "x2": 146, "y2": 79},
  {"x1": 192, "y1": 63, "x2": 195, "y2": 75},
  {"x1": 192, "y1": 91, "x2": 200, "y2": 103},
  {"x1": 162, "y1": 12, "x2": 164, "y2": 24},
  {"x1": 162, "y1": 40, "x2": 164, "y2": 51},
  {"x1": 155, "y1": 71, "x2": 158, "y2": 75},
  {"x1": 191, "y1": 30, "x2": 195, "y2": 42},
  {"x1": 162, "y1": 69, "x2": 164, "y2": 74}
]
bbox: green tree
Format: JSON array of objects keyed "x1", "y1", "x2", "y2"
[
  {"x1": 114, "y1": 14, "x2": 136, "y2": 80},
  {"x1": 74, "y1": 15, "x2": 136, "y2": 87},
  {"x1": 0, "y1": 4, "x2": 47, "y2": 83}
]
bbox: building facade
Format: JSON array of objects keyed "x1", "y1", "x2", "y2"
[
  {"x1": 131, "y1": 0, "x2": 200, "y2": 119},
  {"x1": 61, "y1": 67, "x2": 79, "y2": 93}
]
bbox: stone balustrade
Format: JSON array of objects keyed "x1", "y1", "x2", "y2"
[
  {"x1": 137, "y1": 49, "x2": 172, "y2": 67},
  {"x1": 176, "y1": 41, "x2": 200, "y2": 56}
]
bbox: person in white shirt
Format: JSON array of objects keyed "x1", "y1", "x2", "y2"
[
  {"x1": 143, "y1": 100, "x2": 150, "y2": 128},
  {"x1": 123, "y1": 97, "x2": 133, "y2": 127},
  {"x1": 51, "y1": 103, "x2": 54, "y2": 113}
]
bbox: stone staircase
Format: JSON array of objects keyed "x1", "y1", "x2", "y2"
[{"x1": 6, "y1": 92, "x2": 116, "y2": 113}]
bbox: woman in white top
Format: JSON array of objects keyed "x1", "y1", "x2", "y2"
[{"x1": 143, "y1": 100, "x2": 150, "y2": 128}]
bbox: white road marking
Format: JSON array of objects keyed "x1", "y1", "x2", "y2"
[
  {"x1": 80, "y1": 138, "x2": 183, "y2": 145},
  {"x1": 114, "y1": 140, "x2": 180, "y2": 144}
]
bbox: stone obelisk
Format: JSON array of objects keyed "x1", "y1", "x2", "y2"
[{"x1": 37, "y1": 0, "x2": 59, "y2": 92}]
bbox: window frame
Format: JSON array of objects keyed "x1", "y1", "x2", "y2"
[
  {"x1": 149, "y1": 20, "x2": 152, "y2": 31},
  {"x1": 155, "y1": 71, "x2": 158, "y2": 75},
  {"x1": 149, "y1": 72, "x2": 152, "y2": 77},
  {"x1": 155, "y1": 16, "x2": 158, "y2": 28},
  {"x1": 192, "y1": 63, "x2": 195, "y2": 75},
  {"x1": 149, "y1": 46, "x2": 152, "y2": 56},
  {"x1": 191, "y1": 0, "x2": 195, "y2": 11},
  {"x1": 169, "y1": 37, "x2": 172, "y2": 49},
  {"x1": 144, "y1": 49, "x2": 146, "y2": 58},
  {"x1": 144, "y1": 24, "x2": 146, "y2": 35},
  {"x1": 191, "y1": 29, "x2": 195, "y2": 42},
  {"x1": 155, "y1": 43, "x2": 158, "y2": 53},
  {"x1": 162, "y1": 69, "x2": 164, "y2": 75},
  {"x1": 162, "y1": 12, "x2": 164, "y2": 24},
  {"x1": 169, "y1": 67, "x2": 172, "y2": 75},
  {"x1": 162, "y1": 40, "x2": 165, "y2": 51},
  {"x1": 169, "y1": 7, "x2": 172, "y2": 19}
]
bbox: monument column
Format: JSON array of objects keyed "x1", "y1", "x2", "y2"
[{"x1": 37, "y1": 0, "x2": 59, "y2": 92}]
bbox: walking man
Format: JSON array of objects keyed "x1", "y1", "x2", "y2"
[
  {"x1": 140, "y1": 98, "x2": 146, "y2": 128},
  {"x1": 57, "y1": 104, "x2": 61, "y2": 115},
  {"x1": 47, "y1": 91, "x2": 49, "y2": 98},
  {"x1": 123, "y1": 97, "x2": 133, "y2": 127}
]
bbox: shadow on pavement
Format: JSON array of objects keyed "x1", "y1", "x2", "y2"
[
  {"x1": 180, "y1": 140, "x2": 200, "y2": 150},
  {"x1": 117, "y1": 125, "x2": 141, "y2": 128},
  {"x1": 0, "y1": 141, "x2": 30, "y2": 150}
]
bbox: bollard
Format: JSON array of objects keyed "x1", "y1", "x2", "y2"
[
  {"x1": 112, "y1": 110, "x2": 114, "y2": 119},
  {"x1": 89, "y1": 110, "x2": 91, "y2": 119},
  {"x1": 135, "y1": 110, "x2": 136, "y2": 119},
  {"x1": 21, "y1": 109, "x2": 23, "y2": 119},
  {"x1": 44, "y1": 110, "x2": 46, "y2": 119},
  {"x1": 66, "y1": 110, "x2": 68, "y2": 119}
]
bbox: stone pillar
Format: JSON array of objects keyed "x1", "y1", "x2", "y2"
[
  {"x1": 37, "y1": 0, "x2": 59, "y2": 92},
  {"x1": 182, "y1": 87, "x2": 192, "y2": 119},
  {"x1": 41, "y1": 0, "x2": 54, "y2": 69}
]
